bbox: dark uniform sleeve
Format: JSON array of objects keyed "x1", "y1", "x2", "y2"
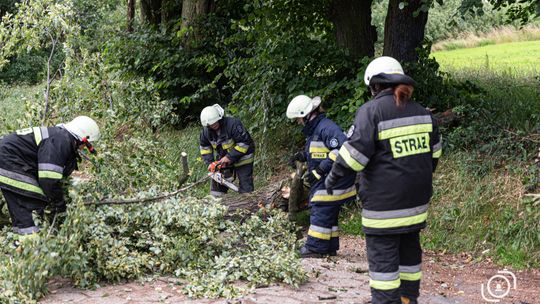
[
  {"x1": 318, "y1": 128, "x2": 347, "y2": 174},
  {"x1": 199, "y1": 129, "x2": 215, "y2": 165},
  {"x1": 226, "y1": 120, "x2": 251, "y2": 164},
  {"x1": 37, "y1": 137, "x2": 73, "y2": 208},
  {"x1": 330, "y1": 105, "x2": 377, "y2": 178},
  {"x1": 430, "y1": 114, "x2": 442, "y2": 172}
]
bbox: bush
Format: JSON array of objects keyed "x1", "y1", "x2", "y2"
[{"x1": 0, "y1": 49, "x2": 64, "y2": 85}]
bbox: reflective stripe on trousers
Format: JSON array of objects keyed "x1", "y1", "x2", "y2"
[{"x1": 362, "y1": 204, "x2": 428, "y2": 229}]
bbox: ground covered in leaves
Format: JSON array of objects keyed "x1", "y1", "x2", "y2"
[{"x1": 40, "y1": 236, "x2": 540, "y2": 304}]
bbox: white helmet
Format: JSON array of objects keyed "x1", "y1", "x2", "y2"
[
  {"x1": 200, "y1": 104, "x2": 225, "y2": 126},
  {"x1": 286, "y1": 95, "x2": 322, "y2": 119},
  {"x1": 64, "y1": 116, "x2": 100, "y2": 142},
  {"x1": 364, "y1": 56, "x2": 405, "y2": 86}
]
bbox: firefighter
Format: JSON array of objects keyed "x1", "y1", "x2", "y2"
[
  {"x1": 287, "y1": 95, "x2": 356, "y2": 258},
  {"x1": 325, "y1": 56, "x2": 442, "y2": 304},
  {"x1": 0, "y1": 116, "x2": 100, "y2": 247},
  {"x1": 199, "y1": 104, "x2": 255, "y2": 196}
]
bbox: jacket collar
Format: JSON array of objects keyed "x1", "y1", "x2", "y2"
[
  {"x1": 373, "y1": 89, "x2": 394, "y2": 100},
  {"x1": 302, "y1": 114, "x2": 325, "y2": 137}
]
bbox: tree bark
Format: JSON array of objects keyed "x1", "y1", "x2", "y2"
[
  {"x1": 329, "y1": 0, "x2": 377, "y2": 58},
  {"x1": 181, "y1": 0, "x2": 213, "y2": 45},
  {"x1": 383, "y1": 0, "x2": 431, "y2": 63},
  {"x1": 181, "y1": 0, "x2": 211, "y2": 28},
  {"x1": 140, "y1": 0, "x2": 162, "y2": 26},
  {"x1": 127, "y1": 0, "x2": 136, "y2": 32}
]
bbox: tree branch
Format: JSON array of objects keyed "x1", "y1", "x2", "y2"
[
  {"x1": 89, "y1": 152, "x2": 196, "y2": 206},
  {"x1": 42, "y1": 30, "x2": 57, "y2": 125},
  {"x1": 88, "y1": 176, "x2": 208, "y2": 206}
]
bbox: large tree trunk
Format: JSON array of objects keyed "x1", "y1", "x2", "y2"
[
  {"x1": 181, "y1": 0, "x2": 211, "y2": 28},
  {"x1": 329, "y1": 0, "x2": 377, "y2": 58},
  {"x1": 383, "y1": 0, "x2": 430, "y2": 63},
  {"x1": 140, "y1": 0, "x2": 162, "y2": 26},
  {"x1": 161, "y1": 0, "x2": 182, "y2": 25},
  {"x1": 127, "y1": 0, "x2": 136, "y2": 32},
  {"x1": 181, "y1": 0, "x2": 213, "y2": 44}
]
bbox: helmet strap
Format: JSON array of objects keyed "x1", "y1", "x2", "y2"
[{"x1": 81, "y1": 137, "x2": 97, "y2": 155}]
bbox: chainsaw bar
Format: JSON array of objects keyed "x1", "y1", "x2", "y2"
[{"x1": 208, "y1": 172, "x2": 239, "y2": 192}]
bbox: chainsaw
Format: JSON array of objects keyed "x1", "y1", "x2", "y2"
[
  {"x1": 208, "y1": 171, "x2": 239, "y2": 192},
  {"x1": 207, "y1": 161, "x2": 239, "y2": 192}
]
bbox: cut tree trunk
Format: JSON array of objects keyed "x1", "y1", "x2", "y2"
[
  {"x1": 329, "y1": 0, "x2": 377, "y2": 58},
  {"x1": 383, "y1": 0, "x2": 430, "y2": 63},
  {"x1": 220, "y1": 163, "x2": 308, "y2": 220}
]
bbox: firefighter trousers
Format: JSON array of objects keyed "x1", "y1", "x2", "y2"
[
  {"x1": 210, "y1": 163, "x2": 254, "y2": 196},
  {"x1": 1, "y1": 189, "x2": 45, "y2": 234},
  {"x1": 305, "y1": 203, "x2": 341, "y2": 254},
  {"x1": 366, "y1": 231, "x2": 422, "y2": 304}
]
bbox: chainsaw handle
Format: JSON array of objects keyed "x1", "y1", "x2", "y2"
[{"x1": 208, "y1": 160, "x2": 223, "y2": 173}]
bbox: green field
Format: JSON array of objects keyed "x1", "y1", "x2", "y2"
[{"x1": 432, "y1": 40, "x2": 540, "y2": 76}]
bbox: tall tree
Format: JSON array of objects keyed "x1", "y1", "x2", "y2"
[
  {"x1": 329, "y1": 0, "x2": 377, "y2": 58},
  {"x1": 181, "y1": 0, "x2": 211, "y2": 29},
  {"x1": 127, "y1": 0, "x2": 136, "y2": 32},
  {"x1": 383, "y1": 0, "x2": 431, "y2": 62},
  {"x1": 181, "y1": 0, "x2": 214, "y2": 44},
  {"x1": 140, "y1": 0, "x2": 162, "y2": 25}
]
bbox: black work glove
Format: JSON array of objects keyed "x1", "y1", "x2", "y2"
[
  {"x1": 303, "y1": 166, "x2": 325, "y2": 187},
  {"x1": 325, "y1": 171, "x2": 339, "y2": 195},
  {"x1": 289, "y1": 152, "x2": 306, "y2": 169}
]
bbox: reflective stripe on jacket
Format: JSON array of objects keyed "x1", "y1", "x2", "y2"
[
  {"x1": 302, "y1": 114, "x2": 356, "y2": 205},
  {"x1": 331, "y1": 90, "x2": 441, "y2": 234},
  {"x1": 199, "y1": 117, "x2": 255, "y2": 167},
  {"x1": 0, "y1": 126, "x2": 78, "y2": 202}
]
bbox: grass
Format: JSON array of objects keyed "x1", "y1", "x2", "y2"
[
  {"x1": 432, "y1": 40, "x2": 540, "y2": 76},
  {"x1": 432, "y1": 25, "x2": 540, "y2": 51},
  {"x1": 426, "y1": 153, "x2": 540, "y2": 268},
  {"x1": 340, "y1": 154, "x2": 540, "y2": 269}
]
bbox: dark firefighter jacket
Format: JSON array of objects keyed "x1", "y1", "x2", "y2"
[
  {"x1": 302, "y1": 114, "x2": 356, "y2": 204},
  {"x1": 0, "y1": 126, "x2": 79, "y2": 207},
  {"x1": 330, "y1": 90, "x2": 442, "y2": 235},
  {"x1": 199, "y1": 117, "x2": 255, "y2": 167}
]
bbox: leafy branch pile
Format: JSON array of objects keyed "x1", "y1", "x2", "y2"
[{"x1": 0, "y1": 186, "x2": 306, "y2": 302}]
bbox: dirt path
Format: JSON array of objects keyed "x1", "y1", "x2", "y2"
[{"x1": 40, "y1": 236, "x2": 540, "y2": 304}]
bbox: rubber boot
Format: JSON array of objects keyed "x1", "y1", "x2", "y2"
[{"x1": 299, "y1": 246, "x2": 325, "y2": 258}]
